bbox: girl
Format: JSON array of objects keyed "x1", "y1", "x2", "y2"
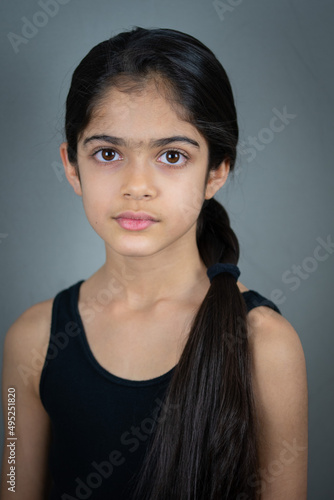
[{"x1": 1, "y1": 27, "x2": 308, "y2": 499}]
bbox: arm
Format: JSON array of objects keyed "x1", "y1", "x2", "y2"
[
  {"x1": 248, "y1": 307, "x2": 308, "y2": 500},
  {"x1": 0, "y1": 301, "x2": 53, "y2": 500}
]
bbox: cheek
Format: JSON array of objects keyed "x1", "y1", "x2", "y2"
[
  {"x1": 80, "y1": 178, "x2": 117, "y2": 221},
  {"x1": 170, "y1": 181, "x2": 206, "y2": 227}
]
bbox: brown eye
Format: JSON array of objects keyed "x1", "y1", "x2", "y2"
[
  {"x1": 157, "y1": 149, "x2": 188, "y2": 168},
  {"x1": 101, "y1": 149, "x2": 116, "y2": 161},
  {"x1": 94, "y1": 149, "x2": 121, "y2": 163},
  {"x1": 166, "y1": 151, "x2": 180, "y2": 163}
]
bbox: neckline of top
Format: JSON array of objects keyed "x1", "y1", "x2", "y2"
[{"x1": 71, "y1": 279, "x2": 253, "y2": 387}]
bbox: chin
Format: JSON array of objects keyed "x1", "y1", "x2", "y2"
[{"x1": 111, "y1": 241, "x2": 163, "y2": 258}]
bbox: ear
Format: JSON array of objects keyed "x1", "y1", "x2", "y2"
[
  {"x1": 59, "y1": 142, "x2": 82, "y2": 196},
  {"x1": 204, "y1": 159, "x2": 230, "y2": 199}
]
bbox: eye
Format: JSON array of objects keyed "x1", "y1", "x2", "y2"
[
  {"x1": 158, "y1": 149, "x2": 189, "y2": 168},
  {"x1": 93, "y1": 148, "x2": 122, "y2": 163}
]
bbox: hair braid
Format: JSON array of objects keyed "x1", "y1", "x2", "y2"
[{"x1": 196, "y1": 197, "x2": 239, "y2": 266}]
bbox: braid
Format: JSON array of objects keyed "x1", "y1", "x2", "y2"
[{"x1": 197, "y1": 198, "x2": 239, "y2": 266}]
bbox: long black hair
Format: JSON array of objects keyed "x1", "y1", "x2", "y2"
[{"x1": 64, "y1": 27, "x2": 259, "y2": 499}]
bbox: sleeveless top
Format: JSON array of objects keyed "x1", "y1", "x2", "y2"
[{"x1": 39, "y1": 280, "x2": 281, "y2": 500}]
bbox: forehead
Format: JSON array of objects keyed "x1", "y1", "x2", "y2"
[{"x1": 81, "y1": 80, "x2": 206, "y2": 147}]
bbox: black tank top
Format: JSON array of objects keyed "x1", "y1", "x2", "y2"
[{"x1": 40, "y1": 280, "x2": 281, "y2": 500}]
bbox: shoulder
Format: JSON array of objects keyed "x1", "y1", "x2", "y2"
[
  {"x1": 247, "y1": 304, "x2": 307, "y2": 406},
  {"x1": 246, "y1": 307, "x2": 308, "y2": 497},
  {"x1": 3, "y1": 299, "x2": 54, "y2": 396},
  {"x1": 247, "y1": 305, "x2": 306, "y2": 375},
  {"x1": 4, "y1": 299, "x2": 53, "y2": 348}
]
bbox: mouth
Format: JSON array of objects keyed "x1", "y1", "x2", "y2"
[{"x1": 114, "y1": 211, "x2": 159, "y2": 231}]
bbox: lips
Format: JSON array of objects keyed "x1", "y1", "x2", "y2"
[{"x1": 114, "y1": 211, "x2": 159, "y2": 231}]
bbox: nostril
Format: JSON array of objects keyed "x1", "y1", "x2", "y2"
[{"x1": 123, "y1": 193, "x2": 152, "y2": 200}]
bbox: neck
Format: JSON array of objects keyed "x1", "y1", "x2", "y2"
[{"x1": 95, "y1": 237, "x2": 208, "y2": 309}]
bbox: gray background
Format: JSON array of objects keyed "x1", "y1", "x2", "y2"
[{"x1": 0, "y1": 0, "x2": 333, "y2": 497}]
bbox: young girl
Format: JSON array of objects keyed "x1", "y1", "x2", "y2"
[{"x1": 1, "y1": 27, "x2": 308, "y2": 499}]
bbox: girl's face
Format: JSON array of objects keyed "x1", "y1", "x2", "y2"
[{"x1": 61, "y1": 81, "x2": 229, "y2": 260}]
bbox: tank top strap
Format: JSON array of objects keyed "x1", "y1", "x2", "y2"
[
  {"x1": 39, "y1": 280, "x2": 84, "y2": 408},
  {"x1": 242, "y1": 289, "x2": 281, "y2": 315}
]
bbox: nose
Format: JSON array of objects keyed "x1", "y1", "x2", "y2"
[{"x1": 121, "y1": 162, "x2": 157, "y2": 200}]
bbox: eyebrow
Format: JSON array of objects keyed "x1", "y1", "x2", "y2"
[{"x1": 82, "y1": 134, "x2": 200, "y2": 149}]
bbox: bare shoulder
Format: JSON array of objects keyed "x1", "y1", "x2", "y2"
[
  {"x1": 3, "y1": 298, "x2": 54, "y2": 396},
  {"x1": 247, "y1": 306, "x2": 306, "y2": 373},
  {"x1": 4, "y1": 298, "x2": 53, "y2": 353},
  {"x1": 247, "y1": 305, "x2": 307, "y2": 411},
  {"x1": 247, "y1": 306, "x2": 308, "y2": 498},
  {"x1": 238, "y1": 280, "x2": 305, "y2": 363}
]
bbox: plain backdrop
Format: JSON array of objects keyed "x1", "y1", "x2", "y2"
[{"x1": 0, "y1": 0, "x2": 333, "y2": 497}]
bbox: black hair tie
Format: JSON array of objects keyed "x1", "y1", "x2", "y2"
[{"x1": 206, "y1": 263, "x2": 240, "y2": 283}]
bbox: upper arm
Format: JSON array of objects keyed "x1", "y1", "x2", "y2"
[
  {"x1": 1, "y1": 301, "x2": 53, "y2": 500},
  {"x1": 248, "y1": 307, "x2": 308, "y2": 500}
]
